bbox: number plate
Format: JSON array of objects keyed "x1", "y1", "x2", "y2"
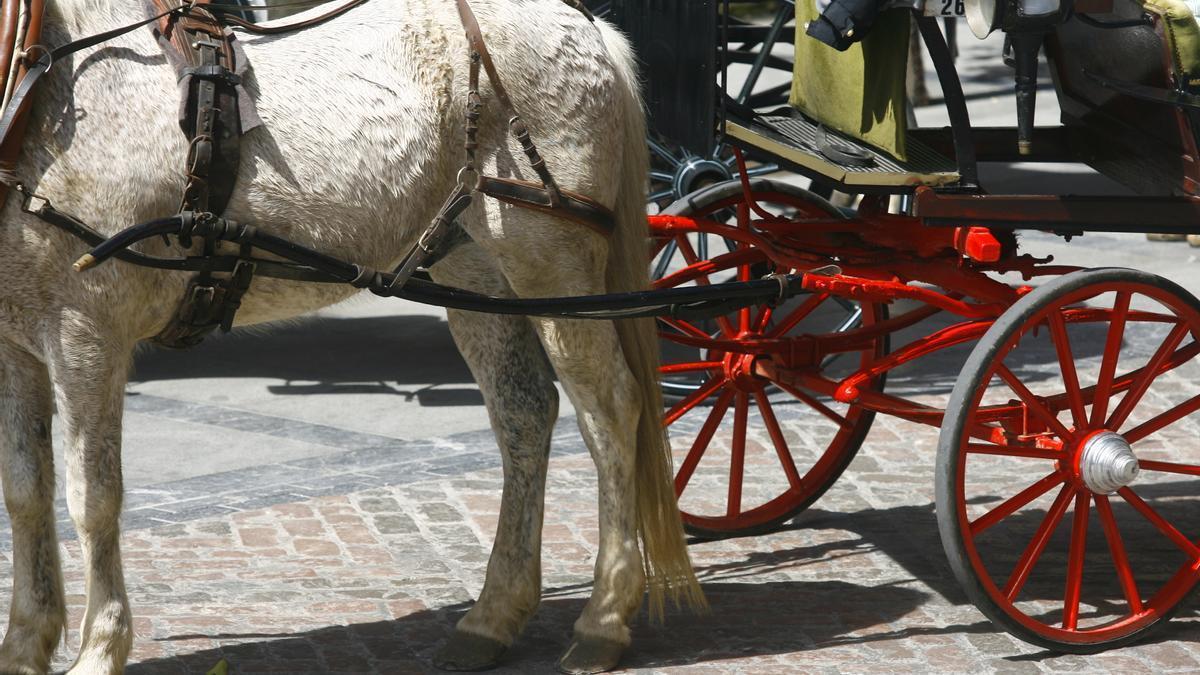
[{"x1": 923, "y1": 0, "x2": 967, "y2": 17}]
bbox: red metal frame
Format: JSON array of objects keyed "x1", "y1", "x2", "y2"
[{"x1": 649, "y1": 170, "x2": 1196, "y2": 452}]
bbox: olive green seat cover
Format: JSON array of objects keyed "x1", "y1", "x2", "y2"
[
  {"x1": 1140, "y1": 0, "x2": 1200, "y2": 87},
  {"x1": 790, "y1": 4, "x2": 911, "y2": 160}
]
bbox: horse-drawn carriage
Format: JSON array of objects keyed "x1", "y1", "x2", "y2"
[
  {"x1": 605, "y1": 0, "x2": 1200, "y2": 654},
  {"x1": 0, "y1": 0, "x2": 1197, "y2": 670}
]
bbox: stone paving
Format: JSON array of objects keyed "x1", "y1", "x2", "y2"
[{"x1": 10, "y1": 315, "x2": 1197, "y2": 673}]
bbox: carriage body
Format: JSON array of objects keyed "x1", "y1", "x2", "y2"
[
  {"x1": 1048, "y1": 0, "x2": 1200, "y2": 196},
  {"x1": 633, "y1": 0, "x2": 1200, "y2": 654}
]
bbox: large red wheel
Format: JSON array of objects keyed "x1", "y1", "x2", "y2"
[
  {"x1": 652, "y1": 179, "x2": 886, "y2": 538},
  {"x1": 937, "y1": 268, "x2": 1200, "y2": 651}
]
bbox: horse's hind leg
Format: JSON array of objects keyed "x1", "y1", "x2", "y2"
[
  {"x1": 430, "y1": 246, "x2": 559, "y2": 671},
  {"x1": 48, "y1": 329, "x2": 134, "y2": 674},
  {"x1": 480, "y1": 222, "x2": 647, "y2": 674},
  {"x1": 0, "y1": 341, "x2": 65, "y2": 674}
]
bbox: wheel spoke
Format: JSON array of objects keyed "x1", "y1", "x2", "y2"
[
  {"x1": 771, "y1": 380, "x2": 853, "y2": 431},
  {"x1": 737, "y1": 206, "x2": 751, "y2": 334},
  {"x1": 1123, "y1": 393, "x2": 1200, "y2": 444},
  {"x1": 727, "y1": 393, "x2": 749, "y2": 517},
  {"x1": 754, "y1": 389, "x2": 802, "y2": 489},
  {"x1": 1063, "y1": 491, "x2": 1091, "y2": 630},
  {"x1": 661, "y1": 361, "x2": 723, "y2": 375},
  {"x1": 659, "y1": 317, "x2": 713, "y2": 341},
  {"x1": 673, "y1": 390, "x2": 734, "y2": 495},
  {"x1": 676, "y1": 236, "x2": 737, "y2": 337},
  {"x1": 1138, "y1": 459, "x2": 1200, "y2": 477},
  {"x1": 1095, "y1": 494, "x2": 1143, "y2": 615},
  {"x1": 1107, "y1": 322, "x2": 1190, "y2": 432},
  {"x1": 648, "y1": 138, "x2": 683, "y2": 167},
  {"x1": 1090, "y1": 291, "x2": 1130, "y2": 427},
  {"x1": 649, "y1": 189, "x2": 676, "y2": 203},
  {"x1": 965, "y1": 443, "x2": 1063, "y2": 460},
  {"x1": 767, "y1": 292, "x2": 830, "y2": 338},
  {"x1": 664, "y1": 375, "x2": 728, "y2": 427},
  {"x1": 651, "y1": 239, "x2": 678, "y2": 280},
  {"x1": 649, "y1": 170, "x2": 675, "y2": 184},
  {"x1": 997, "y1": 365, "x2": 1074, "y2": 441},
  {"x1": 1118, "y1": 487, "x2": 1200, "y2": 560},
  {"x1": 1004, "y1": 484, "x2": 1076, "y2": 601},
  {"x1": 1047, "y1": 311, "x2": 1088, "y2": 430},
  {"x1": 970, "y1": 471, "x2": 1065, "y2": 536},
  {"x1": 754, "y1": 305, "x2": 774, "y2": 333}
]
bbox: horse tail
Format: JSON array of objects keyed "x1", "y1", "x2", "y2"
[{"x1": 595, "y1": 19, "x2": 707, "y2": 619}]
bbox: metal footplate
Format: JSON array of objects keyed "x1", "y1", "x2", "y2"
[{"x1": 725, "y1": 110, "x2": 960, "y2": 190}]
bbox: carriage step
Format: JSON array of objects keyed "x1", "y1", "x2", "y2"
[{"x1": 725, "y1": 109, "x2": 960, "y2": 190}]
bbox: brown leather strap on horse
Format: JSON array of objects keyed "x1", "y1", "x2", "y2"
[
  {"x1": 454, "y1": 0, "x2": 616, "y2": 235},
  {"x1": 0, "y1": 0, "x2": 46, "y2": 211},
  {"x1": 385, "y1": 0, "x2": 614, "y2": 291},
  {"x1": 145, "y1": 0, "x2": 255, "y2": 348}
]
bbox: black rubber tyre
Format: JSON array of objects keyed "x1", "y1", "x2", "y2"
[{"x1": 937, "y1": 268, "x2": 1200, "y2": 652}]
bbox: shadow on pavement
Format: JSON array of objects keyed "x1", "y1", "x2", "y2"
[
  {"x1": 128, "y1": 580, "x2": 939, "y2": 674},
  {"x1": 131, "y1": 315, "x2": 475, "y2": 390}
]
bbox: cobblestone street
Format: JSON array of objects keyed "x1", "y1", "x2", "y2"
[
  {"x1": 16, "y1": 298, "x2": 1200, "y2": 673},
  {"x1": 34, "y1": 393, "x2": 1200, "y2": 674}
]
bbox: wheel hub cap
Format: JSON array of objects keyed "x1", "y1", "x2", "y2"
[
  {"x1": 1079, "y1": 431, "x2": 1140, "y2": 494},
  {"x1": 672, "y1": 157, "x2": 734, "y2": 202}
]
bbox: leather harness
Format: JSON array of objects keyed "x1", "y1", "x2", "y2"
[
  {"x1": 385, "y1": 0, "x2": 615, "y2": 290},
  {"x1": 148, "y1": 0, "x2": 252, "y2": 347},
  {"x1": 4, "y1": 0, "x2": 615, "y2": 348}
]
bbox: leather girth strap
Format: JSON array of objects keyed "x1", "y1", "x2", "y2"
[
  {"x1": 150, "y1": 0, "x2": 251, "y2": 348},
  {"x1": 152, "y1": 0, "x2": 241, "y2": 218}
]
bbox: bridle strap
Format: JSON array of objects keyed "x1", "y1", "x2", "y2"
[{"x1": 209, "y1": 0, "x2": 370, "y2": 34}]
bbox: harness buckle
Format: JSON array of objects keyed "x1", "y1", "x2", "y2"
[
  {"x1": 183, "y1": 64, "x2": 241, "y2": 87},
  {"x1": 18, "y1": 44, "x2": 52, "y2": 71},
  {"x1": 15, "y1": 183, "x2": 51, "y2": 215}
]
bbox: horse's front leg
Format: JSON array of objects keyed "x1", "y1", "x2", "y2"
[
  {"x1": 430, "y1": 249, "x2": 559, "y2": 671},
  {"x1": 49, "y1": 329, "x2": 134, "y2": 674},
  {"x1": 0, "y1": 341, "x2": 65, "y2": 674}
]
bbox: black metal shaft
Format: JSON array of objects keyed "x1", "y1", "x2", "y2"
[{"x1": 1010, "y1": 31, "x2": 1043, "y2": 157}]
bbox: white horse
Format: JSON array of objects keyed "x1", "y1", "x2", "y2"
[{"x1": 0, "y1": 0, "x2": 703, "y2": 672}]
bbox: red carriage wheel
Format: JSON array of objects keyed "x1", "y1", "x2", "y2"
[
  {"x1": 937, "y1": 268, "x2": 1200, "y2": 651},
  {"x1": 651, "y1": 179, "x2": 886, "y2": 538}
]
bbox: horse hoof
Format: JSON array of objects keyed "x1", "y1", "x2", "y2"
[
  {"x1": 556, "y1": 637, "x2": 626, "y2": 674},
  {"x1": 432, "y1": 629, "x2": 508, "y2": 671}
]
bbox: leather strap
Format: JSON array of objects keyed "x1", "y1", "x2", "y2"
[
  {"x1": 477, "y1": 176, "x2": 615, "y2": 238},
  {"x1": 0, "y1": 0, "x2": 43, "y2": 210},
  {"x1": 454, "y1": 0, "x2": 615, "y2": 234},
  {"x1": 815, "y1": 125, "x2": 875, "y2": 168},
  {"x1": 211, "y1": 0, "x2": 369, "y2": 34}
]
